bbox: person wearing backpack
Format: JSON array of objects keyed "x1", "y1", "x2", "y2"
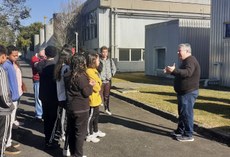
[{"x1": 98, "y1": 46, "x2": 116, "y2": 115}]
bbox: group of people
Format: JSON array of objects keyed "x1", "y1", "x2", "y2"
[
  {"x1": 0, "y1": 42, "x2": 200, "y2": 157},
  {"x1": 0, "y1": 45, "x2": 27, "y2": 157},
  {"x1": 30, "y1": 45, "x2": 116, "y2": 157}
]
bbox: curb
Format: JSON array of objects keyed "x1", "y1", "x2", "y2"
[{"x1": 111, "y1": 91, "x2": 230, "y2": 146}]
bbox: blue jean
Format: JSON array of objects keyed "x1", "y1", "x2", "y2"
[
  {"x1": 33, "y1": 81, "x2": 43, "y2": 118},
  {"x1": 177, "y1": 90, "x2": 198, "y2": 137}
]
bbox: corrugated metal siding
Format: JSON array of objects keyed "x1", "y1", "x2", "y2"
[
  {"x1": 210, "y1": 0, "x2": 230, "y2": 86},
  {"x1": 179, "y1": 19, "x2": 210, "y2": 78}
]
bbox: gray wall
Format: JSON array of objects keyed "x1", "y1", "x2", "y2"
[
  {"x1": 210, "y1": 0, "x2": 230, "y2": 86},
  {"x1": 145, "y1": 19, "x2": 210, "y2": 78}
]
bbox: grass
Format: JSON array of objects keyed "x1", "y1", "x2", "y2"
[{"x1": 112, "y1": 72, "x2": 230, "y2": 136}]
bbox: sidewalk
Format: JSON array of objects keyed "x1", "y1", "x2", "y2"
[{"x1": 7, "y1": 59, "x2": 230, "y2": 157}]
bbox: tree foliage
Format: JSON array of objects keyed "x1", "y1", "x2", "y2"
[
  {"x1": 0, "y1": 0, "x2": 30, "y2": 30},
  {"x1": 16, "y1": 22, "x2": 43, "y2": 51},
  {"x1": 0, "y1": 0, "x2": 30, "y2": 46}
]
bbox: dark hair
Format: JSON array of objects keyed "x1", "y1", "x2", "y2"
[
  {"x1": 6, "y1": 45, "x2": 18, "y2": 55},
  {"x1": 100, "y1": 46, "x2": 108, "y2": 53},
  {"x1": 54, "y1": 46, "x2": 73, "y2": 81},
  {"x1": 45, "y1": 46, "x2": 58, "y2": 58},
  {"x1": 0, "y1": 45, "x2": 7, "y2": 55},
  {"x1": 86, "y1": 53, "x2": 99, "y2": 69},
  {"x1": 70, "y1": 54, "x2": 87, "y2": 85}
]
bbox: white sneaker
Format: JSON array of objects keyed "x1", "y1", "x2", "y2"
[
  {"x1": 94, "y1": 130, "x2": 106, "y2": 138},
  {"x1": 60, "y1": 135, "x2": 65, "y2": 141},
  {"x1": 105, "y1": 109, "x2": 112, "y2": 115},
  {"x1": 14, "y1": 120, "x2": 24, "y2": 126},
  {"x1": 100, "y1": 103, "x2": 104, "y2": 106},
  {"x1": 86, "y1": 134, "x2": 100, "y2": 143},
  {"x1": 63, "y1": 148, "x2": 71, "y2": 156}
]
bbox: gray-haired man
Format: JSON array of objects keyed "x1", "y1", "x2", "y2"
[{"x1": 164, "y1": 43, "x2": 200, "y2": 142}]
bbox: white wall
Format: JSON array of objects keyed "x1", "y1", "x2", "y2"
[
  {"x1": 98, "y1": 8, "x2": 110, "y2": 48},
  {"x1": 118, "y1": 18, "x2": 167, "y2": 48}
]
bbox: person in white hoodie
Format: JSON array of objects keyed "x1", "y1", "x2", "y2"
[{"x1": 54, "y1": 45, "x2": 72, "y2": 156}]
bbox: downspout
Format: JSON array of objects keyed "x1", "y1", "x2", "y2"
[
  {"x1": 110, "y1": 8, "x2": 115, "y2": 58},
  {"x1": 114, "y1": 8, "x2": 117, "y2": 60}
]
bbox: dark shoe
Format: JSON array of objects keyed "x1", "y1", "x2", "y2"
[
  {"x1": 44, "y1": 142, "x2": 60, "y2": 150},
  {"x1": 176, "y1": 136, "x2": 194, "y2": 142},
  {"x1": 12, "y1": 141, "x2": 20, "y2": 148},
  {"x1": 170, "y1": 130, "x2": 182, "y2": 137},
  {"x1": 5, "y1": 146, "x2": 21, "y2": 155},
  {"x1": 35, "y1": 117, "x2": 43, "y2": 122}
]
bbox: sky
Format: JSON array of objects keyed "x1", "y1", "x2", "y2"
[{"x1": 21, "y1": 0, "x2": 71, "y2": 26}]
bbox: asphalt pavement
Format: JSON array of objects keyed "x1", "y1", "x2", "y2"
[{"x1": 7, "y1": 59, "x2": 230, "y2": 157}]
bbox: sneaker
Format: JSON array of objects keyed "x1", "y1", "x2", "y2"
[
  {"x1": 14, "y1": 120, "x2": 24, "y2": 126},
  {"x1": 5, "y1": 146, "x2": 21, "y2": 155},
  {"x1": 176, "y1": 136, "x2": 194, "y2": 142},
  {"x1": 12, "y1": 141, "x2": 20, "y2": 148},
  {"x1": 105, "y1": 109, "x2": 112, "y2": 115},
  {"x1": 170, "y1": 131, "x2": 182, "y2": 137},
  {"x1": 14, "y1": 120, "x2": 20, "y2": 126},
  {"x1": 63, "y1": 149, "x2": 71, "y2": 156},
  {"x1": 44, "y1": 142, "x2": 60, "y2": 150},
  {"x1": 100, "y1": 103, "x2": 104, "y2": 106},
  {"x1": 94, "y1": 130, "x2": 106, "y2": 138},
  {"x1": 86, "y1": 134, "x2": 100, "y2": 143},
  {"x1": 35, "y1": 117, "x2": 43, "y2": 122},
  {"x1": 12, "y1": 124, "x2": 19, "y2": 129},
  {"x1": 60, "y1": 135, "x2": 65, "y2": 142}
]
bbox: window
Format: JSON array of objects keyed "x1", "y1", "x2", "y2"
[
  {"x1": 119, "y1": 49, "x2": 129, "y2": 61},
  {"x1": 225, "y1": 23, "x2": 230, "y2": 38},
  {"x1": 156, "y1": 48, "x2": 166, "y2": 69},
  {"x1": 131, "y1": 49, "x2": 141, "y2": 61}
]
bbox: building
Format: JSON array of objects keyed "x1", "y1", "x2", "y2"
[
  {"x1": 210, "y1": 0, "x2": 230, "y2": 86},
  {"x1": 145, "y1": 19, "x2": 210, "y2": 78},
  {"x1": 76, "y1": 0, "x2": 210, "y2": 72}
]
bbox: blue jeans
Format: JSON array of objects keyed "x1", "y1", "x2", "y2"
[
  {"x1": 177, "y1": 90, "x2": 198, "y2": 137},
  {"x1": 33, "y1": 81, "x2": 43, "y2": 118}
]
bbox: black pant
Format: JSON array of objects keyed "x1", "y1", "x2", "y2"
[
  {"x1": 0, "y1": 115, "x2": 10, "y2": 156},
  {"x1": 67, "y1": 111, "x2": 88, "y2": 157},
  {"x1": 42, "y1": 101, "x2": 58, "y2": 144},
  {"x1": 100, "y1": 81, "x2": 111, "y2": 111},
  {"x1": 87, "y1": 106, "x2": 99, "y2": 135}
]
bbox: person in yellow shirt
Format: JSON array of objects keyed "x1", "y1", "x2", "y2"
[{"x1": 86, "y1": 53, "x2": 106, "y2": 143}]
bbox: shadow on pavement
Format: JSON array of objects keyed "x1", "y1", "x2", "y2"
[
  {"x1": 12, "y1": 127, "x2": 63, "y2": 157},
  {"x1": 99, "y1": 114, "x2": 172, "y2": 137}
]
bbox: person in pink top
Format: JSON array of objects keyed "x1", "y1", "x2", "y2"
[{"x1": 13, "y1": 61, "x2": 27, "y2": 128}]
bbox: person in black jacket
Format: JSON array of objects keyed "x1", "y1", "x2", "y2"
[
  {"x1": 35, "y1": 46, "x2": 59, "y2": 149},
  {"x1": 64, "y1": 54, "x2": 95, "y2": 157},
  {"x1": 0, "y1": 45, "x2": 15, "y2": 156},
  {"x1": 164, "y1": 43, "x2": 200, "y2": 142}
]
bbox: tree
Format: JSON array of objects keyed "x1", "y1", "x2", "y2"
[
  {"x1": 16, "y1": 22, "x2": 43, "y2": 51},
  {"x1": 0, "y1": 0, "x2": 30, "y2": 30},
  {"x1": 53, "y1": 0, "x2": 83, "y2": 47},
  {"x1": 0, "y1": 0, "x2": 30, "y2": 46}
]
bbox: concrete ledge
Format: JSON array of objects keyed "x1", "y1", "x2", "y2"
[{"x1": 111, "y1": 91, "x2": 230, "y2": 146}]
